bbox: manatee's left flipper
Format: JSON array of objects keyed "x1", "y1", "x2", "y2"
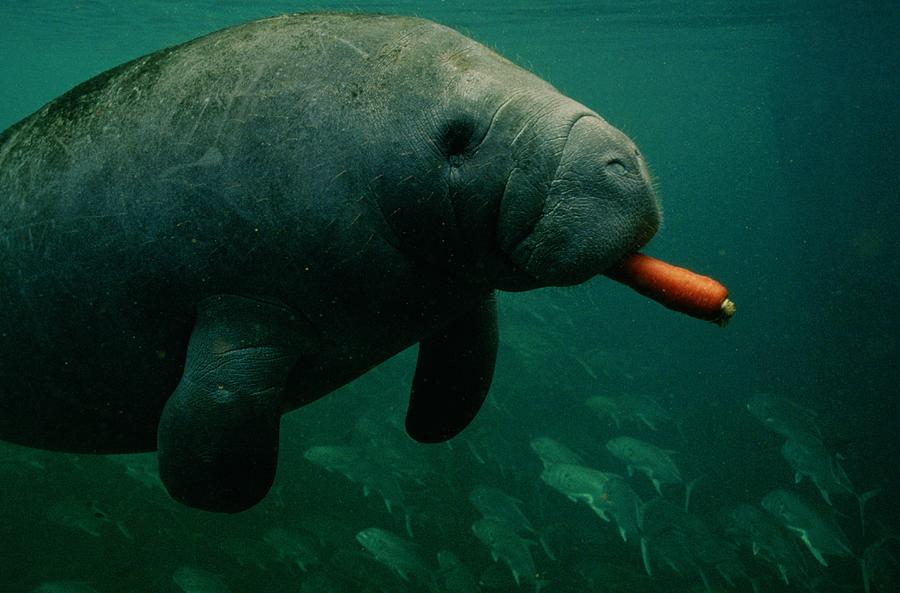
[
  {"x1": 157, "y1": 294, "x2": 317, "y2": 513},
  {"x1": 406, "y1": 292, "x2": 498, "y2": 443}
]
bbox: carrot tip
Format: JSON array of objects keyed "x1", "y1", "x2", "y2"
[{"x1": 715, "y1": 298, "x2": 736, "y2": 327}]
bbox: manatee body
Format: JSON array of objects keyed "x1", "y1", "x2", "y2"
[{"x1": 0, "y1": 13, "x2": 659, "y2": 511}]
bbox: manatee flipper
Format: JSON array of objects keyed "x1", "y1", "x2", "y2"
[
  {"x1": 405, "y1": 292, "x2": 498, "y2": 443},
  {"x1": 157, "y1": 294, "x2": 316, "y2": 513}
]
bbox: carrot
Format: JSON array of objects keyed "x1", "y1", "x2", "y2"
[{"x1": 604, "y1": 253, "x2": 735, "y2": 327}]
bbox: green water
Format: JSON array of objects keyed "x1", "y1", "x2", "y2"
[{"x1": 1, "y1": 1, "x2": 897, "y2": 592}]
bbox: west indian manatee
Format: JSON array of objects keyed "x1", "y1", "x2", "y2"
[
  {"x1": 0, "y1": 13, "x2": 662, "y2": 513},
  {"x1": 761, "y1": 488, "x2": 853, "y2": 568}
]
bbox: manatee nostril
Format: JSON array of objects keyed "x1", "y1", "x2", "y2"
[{"x1": 605, "y1": 159, "x2": 628, "y2": 176}]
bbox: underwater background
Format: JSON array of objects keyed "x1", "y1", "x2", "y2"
[{"x1": 1, "y1": 1, "x2": 897, "y2": 592}]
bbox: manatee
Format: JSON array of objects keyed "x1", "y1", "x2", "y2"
[{"x1": 0, "y1": 13, "x2": 659, "y2": 512}]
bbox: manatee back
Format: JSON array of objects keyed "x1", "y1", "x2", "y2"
[{"x1": 0, "y1": 14, "x2": 489, "y2": 452}]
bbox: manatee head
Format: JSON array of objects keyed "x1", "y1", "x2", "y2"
[
  {"x1": 493, "y1": 111, "x2": 660, "y2": 290},
  {"x1": 365, "y1": 24, "x2": 659, "y2": 290}
]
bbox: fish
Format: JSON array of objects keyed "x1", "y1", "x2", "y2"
[
  {"x1": 472, "y1": 517, "x2": 538, "y2": 587},
  {"x1": 353, "y1": 415, "x2": 435, "y2": 485},
  {"x1": 304, "y1": 445, "x2": 406, "y2": 515},
  {"x1": 31, "y1": 583, "x2": 100, "y2": 593},
  {"x1": 781, "y1": 438, "x2": 853, "y2": 505},
  {"x1": 262, "y1": 527, "x2": 319, "y2": 572},
  {"x1": 606, "y1": 436, "x2": 682, "y2": 495},
  {"x1": 355, "y1": 527, "x2": 435, "y2": 590},
  {"x1": 543, "y1": 463, "x2": 646, "y2": 559},
  {"x1": 780, "y1": 438, "x2": 880, "y2": 530},
  {"x1": 106, "y1": 452, "x2": 165, "y2": 492},
  {"x1": 298, "y1": 573, "x2": 347, "y2": 593},
  {"x1": 761, "y1": 488, "x2": 853, "y2": 567},
  {"x1": 747, "y1": 392, "x2": 822, "y2": 445},
  {"x1": 172, "y1": 566, "x2": 231, "y2": 593},
  {"x1": 586, "y1": 392, "x2": 672, "y2": 431},
  {"x1": 861, "y1": 535, "x2": 900, "y2": 593},
  {"x1": 469, "y1": 485, "x2": 534, "y2": 534},
  {"x1": 539, "y1": 462, "x2": 614, "y2": 521},
  {"x1": 470, "y1": 484, "x2": 557, "y2": 560},
  {"x1": 640, "y1": 498, "x2": 744, "y2": 585},
  {"x1": 723, "y1": 503, "x2": 816, "y2": 585},
  {"x1": 437, "y1": 550, "x2": 481, "y2": 593},
  {"x1": 218, "y1": 536, "x2": 277, "y2": 570},
  {"x1": 0, "y1": 445, "x2": 46, "y2": 475},
  {"x1": 585, "y1": 395, "x2": 626, "y2": 428},
  {"x1": 46, "y1": 499, "x2": 113, "y2": 538},
  {"x1": 529, "y1": 435, "x2": 584, "y2": 467},
  {"x1": 478, "y1": 561, "x2": 552, "y2": 592},
  {"x1": 603, "y1": 473, "x2": 644, "y2": 543}
]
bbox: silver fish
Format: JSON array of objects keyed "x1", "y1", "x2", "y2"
[
  {"x1": 31, "y1": 583, "x2": 100, "y2": 593},
  {"x1": 172, "y1": 566, "x2": 231, "y2": 593},
  {"x1": 761, "y1": 489, "x2": 852, "y2": 567},
  {"x1": 469, "y1": 485, "x2": 534, "y2": 534},
  {"x1": 724, "y1": 503, "x2": 816, "y2": 585},
  {"x1": 529, "y1": 435, "x2": 584, "y2": 467},
  {"x1": 304, "y1": 445, "x2": 406, "y2": 514},
  {"x1": 781, "y1": 438, "x2": 853, "y2": 505},
  {"x1": 747, "y1": 392, "x2": 821, "y2": 445},
  {"x1": 606, "y1": 436, "x2": 682, "y2": 495},
  {"x1": 46, "y1": 499, "x2": 112, "y2": 538},
  {"x1": 540, "y1": 462, "x2": 613, "y2": 521},
  {"x1": 437, "y1": 550, "x2": 480, "y2": 593},
  {"x1": 472, "y1": 517, "x2": 537, "y2": 587},
  {"x1": 356, "y1": 527, "x2": 434, "y2": 589},
  {"x1": 262, "y1": 527, "x2": 319, "y2": 572}
]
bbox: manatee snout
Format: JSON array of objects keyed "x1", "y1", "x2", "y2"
[{"x1": 504, "y1": 115, "x2": 660, "y2": 287}]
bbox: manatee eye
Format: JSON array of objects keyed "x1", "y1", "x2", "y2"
[
  {"x1": 606, "y1": 159, "x2": 628, "y2": 175},
  {"x1": 441, "y1": 117, "x2": 476, "y2": 165}
]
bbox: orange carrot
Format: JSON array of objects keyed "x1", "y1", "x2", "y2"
[{"x1": 604, "y1": 253, "x2": 735, "y2": 326}]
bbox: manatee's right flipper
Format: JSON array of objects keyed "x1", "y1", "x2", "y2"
[
  {"x1": 157, "y1": 294, "x2": 316, "y2": 513},
  {"x1": 405, "y1": 292, "x2": 498, "y2": 443}
]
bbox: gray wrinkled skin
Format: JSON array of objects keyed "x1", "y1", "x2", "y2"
[{"x1": 0, "y1": 14, "x2": 658, "y2": 492}]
